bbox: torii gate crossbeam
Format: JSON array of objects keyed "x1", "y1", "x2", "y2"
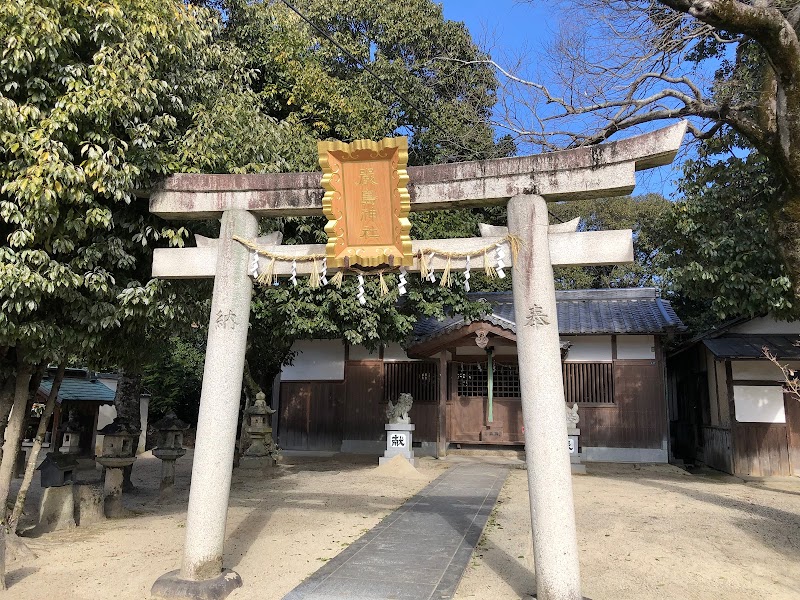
[{"x1": 149, "y1": 123, "x2": 686, "y2": 600}]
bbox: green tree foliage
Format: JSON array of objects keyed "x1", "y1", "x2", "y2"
[
  {"x1": 0, "y1": 0, "x2": 314, "y2": 550},
  {"x1": 221, "y1": 0, "x2": 509, "y2": 164},
  {"x1": 549, "y1": 194, "x2": 674, "y2": 291},
  {"x1": 142, "y1": 334, "x2": 206, "y2": 425},
  {"x1": 203, "y1": 0, "x2": 513, "y2": 392},
  {"x1": 664, "y1": 137, "x2": 794, "y2": 333}
]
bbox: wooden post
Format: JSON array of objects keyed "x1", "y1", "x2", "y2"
[{"x1": 437, "y1": 351, "x2": 448, "y2": 458}]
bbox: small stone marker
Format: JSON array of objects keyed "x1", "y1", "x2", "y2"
[
  {"x1": 152, "y1": 411, "x2": 190, "y2": 501},
  {"x1": 239, "y1": 392, "x2": 277, "y2": 471},
  {"x1": 95, "y1": 418, "x2": 138, "y2": 518}
]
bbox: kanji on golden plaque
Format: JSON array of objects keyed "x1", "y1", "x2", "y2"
[{"x1": 318, "y1": 137, "x2": 413, "y2": 268}]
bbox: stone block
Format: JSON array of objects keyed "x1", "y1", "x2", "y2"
[
  {"x1": 74, "y1": 483, "x2": 105, "y2": 527},
  {"x1": 34, "y1": 484, "x2": 76, "y2": 534}
]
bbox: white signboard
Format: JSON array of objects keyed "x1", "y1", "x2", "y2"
[
  {"x1": 388, "y1": 432, "x2": 408, "y2": 449},
  {"x1": 568, "y1": 436, "x2": 578, "y2": 454}
]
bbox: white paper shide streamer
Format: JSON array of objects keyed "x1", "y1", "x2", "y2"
[
  {"x1": 464, "y1": 255, "x2": 471, "y2": 291},
  {"x1": 290, "y1": 259, "x2": 298, "y2": 286},
  {"x1": 398, "y1": 266, "x2": 407, "y2": 296},
  {"x1": 357, "y1": 274, "x2": 366, "y2": 305},
  {"x1": 248, "y1": 250, "x2": 259, "y2": 278},
  {"x1": 495, "y1": 246, "x2": 506, "y2": 279},
  {"x1": 427, "y1": 252, "x2": 436, "y2": 283},
  {"x1": 320, "y1": 257, "x2": 328, "y2": 286}
]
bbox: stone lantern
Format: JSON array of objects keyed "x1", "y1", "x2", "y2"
[
  {"x1": 95, "y1": 417, "x2": 138, "y2": 517},
  {"x1": 151, "y1": 411, "x2": 189, "y2": 500},
  {"x1": 59, "y1": 410, "x2": 82, "y2": 454},
  {"x1": 239, "y1": 392, "x2": 276, "y2": 470}
]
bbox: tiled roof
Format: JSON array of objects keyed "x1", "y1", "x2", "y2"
[
  {"x1": 39, "y1": 377, "x2": 116, "y2": 404},
  {"x1": 411, "y1": 288, "x2": 684, "y2": 344},
  {"x1": 703, "y1": 335, "x2": 800, "y2": 359}
]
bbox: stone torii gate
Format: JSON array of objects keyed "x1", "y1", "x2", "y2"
[{"x1": 148, "y1": 122, "x2": 686, "y2": 600}]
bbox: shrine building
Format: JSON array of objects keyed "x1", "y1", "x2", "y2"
[{"x1": 275, "y1": 287, "x2": 685, "y2": 462}]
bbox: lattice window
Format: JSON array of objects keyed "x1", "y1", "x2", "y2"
[
  {"x1": 493, "y1": 363, "x2": 521, "y2": 397},
  {"x1": 456, "y1": 361, "x2": 615, "y2": 403},
  {"x1": 457, "y1": 363, "x2": 521, "y2": 398},
  {"x1": 562, "y1": 362, "x2": 615, "y2": 404},
  {"x1": 383, "y1": 361, "x2": 438, "y2": 403}
]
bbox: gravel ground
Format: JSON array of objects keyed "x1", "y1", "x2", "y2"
[{"x1": 6, "y1": 455, "x2": 800, "y2": 600}]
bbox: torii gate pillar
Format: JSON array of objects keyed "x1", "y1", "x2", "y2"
[
  {"x1": 509, "y1": 195, "x2": 582, "y2": 599},
  {"x1": 152, "y1": 210, "x2": 257, "y2": 598}
]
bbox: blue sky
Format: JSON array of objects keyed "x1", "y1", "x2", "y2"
[{"x1": 439, "y1": 2, "x2": 684, "y2": 198}]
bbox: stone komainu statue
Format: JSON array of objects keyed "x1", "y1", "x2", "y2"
[{"x1": 386, "y1": 393, "x2": 413, "y2": 424}]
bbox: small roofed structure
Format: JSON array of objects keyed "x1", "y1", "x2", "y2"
[
  {"x1": 31, "y1": 369, "x2": 117, "y2": 459},
  {"x1": 668, "y1": 315, "x2": 800, "y2": 477},
  {"x1": 37, "y1": 453, "x2": 78, "y2": 488},
  {"x1": 276, "y1": 287, "x2": 685, "y2": 463}
]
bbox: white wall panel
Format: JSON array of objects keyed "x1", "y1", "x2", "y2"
[
  {"x1": 562, "y1": 336, "x2": 612, "y2": 362},
  {"x1": 383, "y1": 343, "x2": 417, "y2": 361},
  {"x1": 729, "y1": 317, "x2": 800, "y2": 335},
  {"x1": 281, "y1": 340, "x2": 345, "y2": 381},
  {"x1": 349, "y1": 344, "x2": 379, "y2": 361},
  {"x1": 616, "y1": 335, "x2": 655, "y2": 359},
  {"x1": 731, "y1": 360, "x2": 800, "y2": 381},
  {"x1": 733, "y1": 385, "x2": 786, "y2": 423}
]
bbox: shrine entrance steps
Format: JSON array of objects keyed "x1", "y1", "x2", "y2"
[{"x1": 281, "y1": 464, "x2": 508, "y2": 600}]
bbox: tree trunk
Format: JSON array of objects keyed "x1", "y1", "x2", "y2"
[
  {"x1": 113, "y1": 374, "x2": 142, "y2": 492},
  {"x1": 0, "y1": 359, "x2": 33, "y2": 589},
  {"x1": 0, "y1": 378, "x2": 14, "y2": 466},
  {"x1": 9, "y1": 362, "x2": 66, "y2": 532},
  {"x1": 0, "y1": 361, "x2": 33, "y2": 523}
]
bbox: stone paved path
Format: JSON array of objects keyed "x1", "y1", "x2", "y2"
[{"x1": 282, "y1": 464, "x2": 509, "y2": 600}]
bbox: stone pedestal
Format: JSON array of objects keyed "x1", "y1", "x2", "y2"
[
  {"x1": 74, "y1": 483, "x2": 105, "y2": 526},
  {"x1": 98, "y1": 460, "x2": 132, "y2": 518},
  {"x1": 380, "y1": 423, "x2": 417, "y2": 467},
  {"x1": 33, "y1": 483, "x2": 76, "y2": 534},
  {"x1": 153, "y1": 447, "x2": 185, "y2": 501},
  {"x1": 568, "y1": 428, "x2": 586, "y2": 475}
]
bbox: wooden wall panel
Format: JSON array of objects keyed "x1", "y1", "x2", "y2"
[
  {"x1": 701, "y1": 426, "x2": 733, "y2": 474},
  {"x1": 278, "y1": 381, "x2": 344, "y2": 450},
  {"x1": 410, "y1": 403, "x2": 437, "y2": 443},
  {"x1": 448, "y1": 396, "x2": 484, "y2": 443},
  {"x1": 786, "y1": 393, "x2": 800, "y2": 476},
  {"x1": 343, "y1": 361, "x2": 384, "y2": 441},
  {"x1": 733, "y1": 423, "x2": 790, "y2": 477},
  {"x1": 279, "y1": 382, "x2": 310, "y2": 450},
  {"x1": 577, "y1": 360, "x2": 665, "y2": 449},
  {"x1": 447, "y1": 398, "x2": 524, "y2": 444},
  {"x1": 491, "y1": 399, "x2": 524, "y2": 443}
]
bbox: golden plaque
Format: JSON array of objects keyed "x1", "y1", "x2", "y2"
[{"x1": 318, "y1": 136, "x2": 413, "y2": 268}]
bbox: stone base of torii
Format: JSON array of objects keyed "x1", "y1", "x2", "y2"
[{"x1": 148, "y1": 123, "x2": 686, "y2": 600}]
